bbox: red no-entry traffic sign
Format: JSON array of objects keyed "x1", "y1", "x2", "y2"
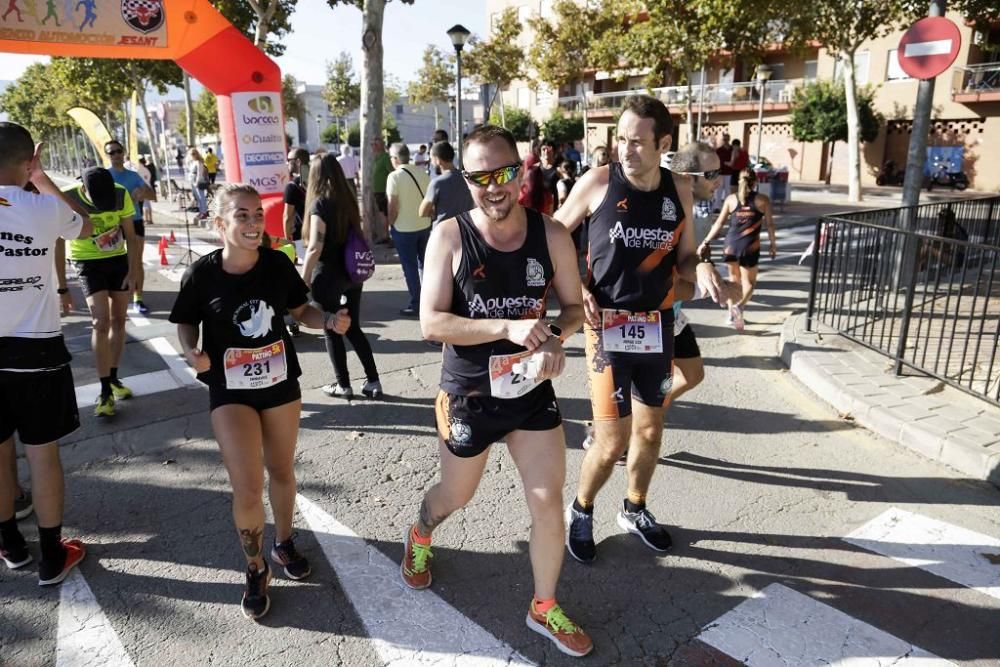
[{"x1": 897, "y1": 16, "x2": 962, "y2": 80}]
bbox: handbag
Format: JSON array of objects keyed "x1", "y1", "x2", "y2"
[{"x1": 343, "y1": 226, "x2": 375, "y2": 284}]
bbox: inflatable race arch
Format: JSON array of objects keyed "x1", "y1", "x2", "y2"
[{"x1": 0, "y1": 0, "x2": 288, "y2": 234}]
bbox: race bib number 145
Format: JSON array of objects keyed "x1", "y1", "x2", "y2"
[{"x1": 601, "y1": 310, "x2": 663, "y2": 353}]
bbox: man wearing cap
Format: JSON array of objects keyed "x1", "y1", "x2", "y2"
[
  {"x1": 104, "y1": 140, "x2": 156, "y2": 315},
  {"x1": 57, "y1": 167, "x2": 140, "y2": 419}
]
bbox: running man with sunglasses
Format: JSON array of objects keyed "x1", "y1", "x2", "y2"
[
  {"x1": 555, "y1": 96, "x2": 728, "y2": 564},
  {"x1": 400, "y1": 125, "x2": 593, "y2": 657},
  {"x1": 105, "y1": 140, "x2": 156, "y2": 315}
]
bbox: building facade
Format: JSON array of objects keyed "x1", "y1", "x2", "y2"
[{"x1": 486, "y1": 1, "x2": 1000, "y2": 191}]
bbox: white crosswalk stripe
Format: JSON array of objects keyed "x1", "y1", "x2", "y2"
[
  {"x1": 56, "y1": 570, "x2": 135, "y2": 667},
  {"x1": 844, "y1": 507, "x2": 1000, "y2": 601}
]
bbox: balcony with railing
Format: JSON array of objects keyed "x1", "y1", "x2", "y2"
[
  {"x1": 951, "y1": 62, "x2": 1000, "y2": 103},
  {"x1": 557, "y1": 78, "x2": 804, "y2": 116}
]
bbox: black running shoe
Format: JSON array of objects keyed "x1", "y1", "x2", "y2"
[
  {"x1": 241, "y1": 561, "x2": 272, "y2": 620},
  {"x1": 14, "y1": 490, "x2": 33, "y2": 520},
  {"x1": 270, "y1": 534, "x2": 311, "y2": 580},
  {"x1": 616, "y1": 502, "x2": 672, "y2": 552},
  {"x1": 1, "y1": 542, "x2": 32, "y2": 569},
  {"x1": 565, "y1": 504, "x2": 596, "y2": 563}
]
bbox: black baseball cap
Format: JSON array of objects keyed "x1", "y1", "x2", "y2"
[{"x1": 82, "y1": 167, "x2": 117, "y2": 212}]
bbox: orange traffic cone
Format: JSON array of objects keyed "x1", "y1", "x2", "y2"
[
  {"x1": 169, "y1": 229, "x2": 176, "y2": 243},
  {"x1": 160, "y1": 245, "x2": 168, "y2": 266},
  {"x1": 158, "y1": 236, "x2": 167, "y2": 252}
]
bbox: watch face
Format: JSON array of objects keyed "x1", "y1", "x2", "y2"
[{"x1": 548, "y1": 324, "x2": 563, "y2": 338}]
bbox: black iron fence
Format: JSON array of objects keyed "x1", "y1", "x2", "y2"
[{"x1": 806, "y1": 196, "x2": 1000, "y2": 404}]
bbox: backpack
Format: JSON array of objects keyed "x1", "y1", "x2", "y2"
[{"x1": 344, "y1": 226, "x2": 375, "y2": 284}]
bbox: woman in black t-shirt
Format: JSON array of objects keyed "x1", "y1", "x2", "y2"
[
  {"x1": 301, "y1": 154, "x2": 382, "y2": 400},
  {"x1": 169, "y1": 184, "x2": 349, "y2": 621}
]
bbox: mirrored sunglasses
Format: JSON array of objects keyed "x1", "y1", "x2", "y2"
[{"x1": 462, "y1": 162, "x2": 522, "y2": 188}]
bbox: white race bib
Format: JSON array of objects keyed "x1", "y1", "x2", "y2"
[
  {"x1": 674, "y1": 309, "x2": 690, "y2": 336},
  {"x1": 224, "y1": 341, "x2": 288, "y2": 390},
  {"x1": 601, "y1": 310, "x2": 663, "y2": 353},
  {"x1": 489, "y1": 350, "x2": 541, "y2": 399}
]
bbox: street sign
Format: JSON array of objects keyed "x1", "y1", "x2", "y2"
[{"x1": 897, "y1": 16, "x2": 962, "y2": 80}]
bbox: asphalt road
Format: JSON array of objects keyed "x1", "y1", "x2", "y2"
[{"x1": 2, "y1": 218, "x2": 998, "y2": 667}]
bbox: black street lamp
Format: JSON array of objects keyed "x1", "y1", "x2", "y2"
[{"x1": 447, "y1": 24, "x2": 471, "y2": 167}]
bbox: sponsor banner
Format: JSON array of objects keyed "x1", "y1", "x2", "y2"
[
  {"x1": 0, "y1": 0, "x2": 167, "y2": 48},
  {"x1": 231, "y1": 91, "x2": 287, "y2": 195}
]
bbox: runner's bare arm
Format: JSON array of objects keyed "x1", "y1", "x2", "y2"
[
  {"x1": 177, "y1": 324, "x2": 211, "y2": 373},
  {"x1": 283, "y1": 203, "x2": 296, "y2": 241},
  {"x1": 761, "y1": 194, "x2": 777, "y2": 258},
  {"x1": 700, "y1": 196, "x2": 732, "y2": 249},
  {"x1": 288, "y1": 302, "x2": 350, "y2": 334},
  {"x1": 120, "y1": 216, "x2": 139, "y2": 291},
  {"x1": 418, "y1": 197, "x2": 434, "y2": 219},
  {"x1": 27, "y1": 143, "x2": 91, "y2": 219},
  {"x1": 54, "y1": 239, "x2": 74, "y2": 315},
  {"x1": 544, "y1": 217, "x2": 585, "y2": 337},
  {"x1": 552, "y1": 165, "x2": 605, "y2": 233},
  {"x1": 419, "y1": 220, "x2": 506, "y2": 346},
  {"x1": 300, "y1": 214, "x2": 324, "y2": 289},
  {"x1": 675, "y1": 178, "x2": 698, "y2": 282}
]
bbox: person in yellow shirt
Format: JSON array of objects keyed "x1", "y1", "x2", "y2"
[
  {"x1": 386, "y1": 143, "x2": 431, "y2": 316},
  {"x1": 204, "y1": 147, "x2": 220, "y2": 185},
  {"x1": 57, "y1": 168, "x2": 140, "y2": 419}
]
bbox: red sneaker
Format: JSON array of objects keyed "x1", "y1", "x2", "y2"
[
  {"x1": 38, "y1": 538, "x2": 86, "y2": 586},
  {"x1": 525, "y1": 600, "x2": 593, "y2": 657},
  {"x1": 400, "y1": 525, "x2": 432, "y2": 590}
]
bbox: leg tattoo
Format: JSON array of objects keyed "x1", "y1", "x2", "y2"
[
  {"x1": 239, "y1": 527, "x2": 263, "y2": 558},
  {"x1": 417, "y1": 498, "x2": 450, "y2": 536}
]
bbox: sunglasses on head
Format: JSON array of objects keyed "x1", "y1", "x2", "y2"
[
  {"x1": 462, "y1": 162, "x2": 522, "y2": 188},
  {"x1": 106, "y1": 148, "x2": 124, "y2": 156},
  {"x1": 681, "y1": 169, "x2": 721, "y2": 180}
]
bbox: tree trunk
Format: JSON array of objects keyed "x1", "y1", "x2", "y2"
[
  {"x1": 498, "y1": 88, "x2": 506, "y2": 128},
  {"x1": 826, "y1": 142, "x2": 835, "y2": 185},
  {"x1": 132, "y1": 75, "x2": 163, "y2": 185},
  {"x1": 360, "y1": 0, "x2": 386, "y2": 244},
  {"x1": 182, "y1": 72, "x2": 195, "y2": 147},
  {"x1": 685, "y1": 82, "x2": 694, "y2": 143},
  {"x1": 842, "y1": 50, "x2": 863, "y2": 202}
]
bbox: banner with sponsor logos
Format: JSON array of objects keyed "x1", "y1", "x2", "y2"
[
  {"x1": 0, "y1": 1, "x2": 289, "y2": 236},
  {"x1": 230, "y1": 92, "x2": 287, "y2": 196}
]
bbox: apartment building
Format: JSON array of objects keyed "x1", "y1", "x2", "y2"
[{"x1": 486, "y1": 1, "x2": 1000, "y2": 191}]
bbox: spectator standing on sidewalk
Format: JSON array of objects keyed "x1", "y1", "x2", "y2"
[
  {"x1": 386, "y1": 142, "x2": 431, "y2": 317},
  {"x1": 371, "y1": 137, "x2": 393, "y2": 245},
  {"x1": 204, "y1": 147, "x2": 219, "y2": 185},
  {"x1": 418, "y1": 141, "x2": 473, "y2": 229},
  {"x1": 186, "y1": 148, "x2": 209, "y2": 219},
  {"x1": 337, "y1": 145, "x2": 359, "y2": 198}
]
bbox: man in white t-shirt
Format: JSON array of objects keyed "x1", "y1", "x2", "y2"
[
  {"x1": 0, "y1": 122, "x2": 93, "y2": 586},
  {"x1": 337, "y1": 145, "x2": 359, "y2": 196},
  {"x1": 386, "y1": 142, "x2": 431, "y2": 316}
]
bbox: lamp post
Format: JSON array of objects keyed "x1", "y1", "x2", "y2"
[
  {"x1": 315, "y1": 114, "x2": 323, "y2": 150},
  {"x1": 753, "y1": 64, "x2": 772, "y2": 167},
  {"x1": 447, "y1": 24, "x2": 471, "y2": 168}
]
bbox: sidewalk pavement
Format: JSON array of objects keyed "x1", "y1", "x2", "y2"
[{"x1": 780, "y1": 312, "x2": 1000, "y2": 489}]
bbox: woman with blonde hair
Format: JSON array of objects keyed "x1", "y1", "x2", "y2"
[
  {"x1": 698, "y1": 167, "x2": 776, "y2": 331},
  {"x1": 170, "y1": 183, "x2": 349, "y2": 620},
  {"x1": 302, "y1": 153, "x2": 382, "y2": 400},
  {"x1": 186, "y1": 147, "x2": 209, "y2": 219}
]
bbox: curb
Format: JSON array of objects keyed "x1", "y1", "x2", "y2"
[{"x1": 779, "y1": 313, "x2": 1000, "y2": 488}]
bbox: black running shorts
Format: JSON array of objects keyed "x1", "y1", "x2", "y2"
[
  {"x1": 0, "y1": 366, "x2": 80, "y2": 445},
  {"x1": 209, "y1": 379, "x2": 302, "y2": 412},
  {"x1": 74, "y1": 255, "x2": 130, "y2": 297},
  {"x1": 435, "y1": 382, "x2": 562, "y2": 458},
  {"x1": 674, "y1": 324, "x2": 701, "y2": 360},
  {"x1": 723, "y1": 250, "x2": 760, "y2": 268},
  {"x1": 584, "y1": 316, "x2": 675, "y2": 421},
  {"x1": 132, "y1": 219, "x2": 145, "y2": 238}
]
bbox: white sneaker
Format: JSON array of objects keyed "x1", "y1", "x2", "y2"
[
  {"x1": 361, "y1": 380, "x2": 383, "y2": 399},
  {"x1": 322, "y1": 384, "x2": 353, "y2": 399}
]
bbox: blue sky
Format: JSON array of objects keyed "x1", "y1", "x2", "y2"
[{"x1": 0, "y1": 0, "x2": 486, "y2": 94}]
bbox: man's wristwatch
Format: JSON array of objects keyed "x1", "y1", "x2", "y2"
[
  {"x1": 546, "y1": 323, "x2": 564, "y2": 341},
  {"x1": 57, "y1": 288, "x2": 69, "y2": 295}
]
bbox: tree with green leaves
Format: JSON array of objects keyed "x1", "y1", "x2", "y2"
[
  {"x1": 528, "y1": 0, "x2": 619, "y2": 94},
  {"x1": 463, "y1": 7, "x2": 524, "y2": 126},
  {"x1": 323, "y1": 52, "x2": 362, "y2": 122},
  {"x1": 542, "y1": 113, "x2": 584, "y2": 144},
  {"x1": 210, "y1": 0, "x2": 297, "y2": 55},
  {"x1": 282, "y1": 74, "x2": 305, "y2": 125},
  {"x1": 791, "y1": 79, "x2": 882, "y2": 184},
  {"x1": 320, "y1": 124, "x2": 342, "y2": 145},
  {"x1": 489, "y1": 107, "x2": 537, "y2": 142},
  {"x1": 406, "y1": 45, "x2": 453, "y2": 130},
  {"x1": 326, "y1": 0, "x2": 415, "y2": 240},
  {"x1": 0, "y1": 62, "x2": 73, "y2": 141}
]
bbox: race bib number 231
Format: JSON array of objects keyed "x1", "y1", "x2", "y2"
[{"x1": 224, "y1": 341, "x2": 288, "y2": 390}]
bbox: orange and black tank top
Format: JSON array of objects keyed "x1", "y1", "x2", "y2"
[
  {"x1": 586, "y1": 162, "x2": 685, "y2": 312},
  {"x1": 724, "y1": 191, "x2": 765, "y2": 257},
  {"x1": 440, "y1": 209, "x2": 553, "y2": 396}
]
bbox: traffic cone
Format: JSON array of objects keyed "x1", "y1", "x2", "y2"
[
  {"x1": 160, "y1": 245, "x2": 168, "y2": 266},
  {"x1": 158, "y1": 236, "x2": 167, "y2": 252},
  {"x1": 169, "y1": 229, "x2": 176, "y2": 243}
]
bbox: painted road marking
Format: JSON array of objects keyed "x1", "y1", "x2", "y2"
[
  {"x1": 56, "y1": 569, "x2": 135, "y2": 667},
  {"x1": 904, "y1": 39, "x2": 953, "y2": 58},
  {"x1": 698, "y1": 583, "x2": 953, "y2": 666},
  {"x1": 74, "y1": 337, "x2": 200, "y2": 405},
  {"x1": 844, "y1": 507, "x2": 1000, "y2": 600},
  {"x1": 296, "y1": 495, "x2": 532, "y2": 666}
]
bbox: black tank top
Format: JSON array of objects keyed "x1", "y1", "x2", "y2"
[
  {"x1": 724, "y1": 192, "x2": 765, "y2": 255},
  {"x1": 440, "y1": 209, "x2": 553, "y2": 397},
  {"x1": 586, "y1": 162, "x2": 685, "y2": 312}
]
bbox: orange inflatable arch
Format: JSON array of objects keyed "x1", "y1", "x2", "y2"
[{"x1": 0, "y1": 0, "x2": 288, "y2": 235}]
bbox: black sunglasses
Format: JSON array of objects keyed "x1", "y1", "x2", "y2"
[
  {"x1": 106, "y1": 148, "x2": 124, "y2": 156},
  {"x1": 680, "y1": 169, "x2": 721, "y2": 180}
]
